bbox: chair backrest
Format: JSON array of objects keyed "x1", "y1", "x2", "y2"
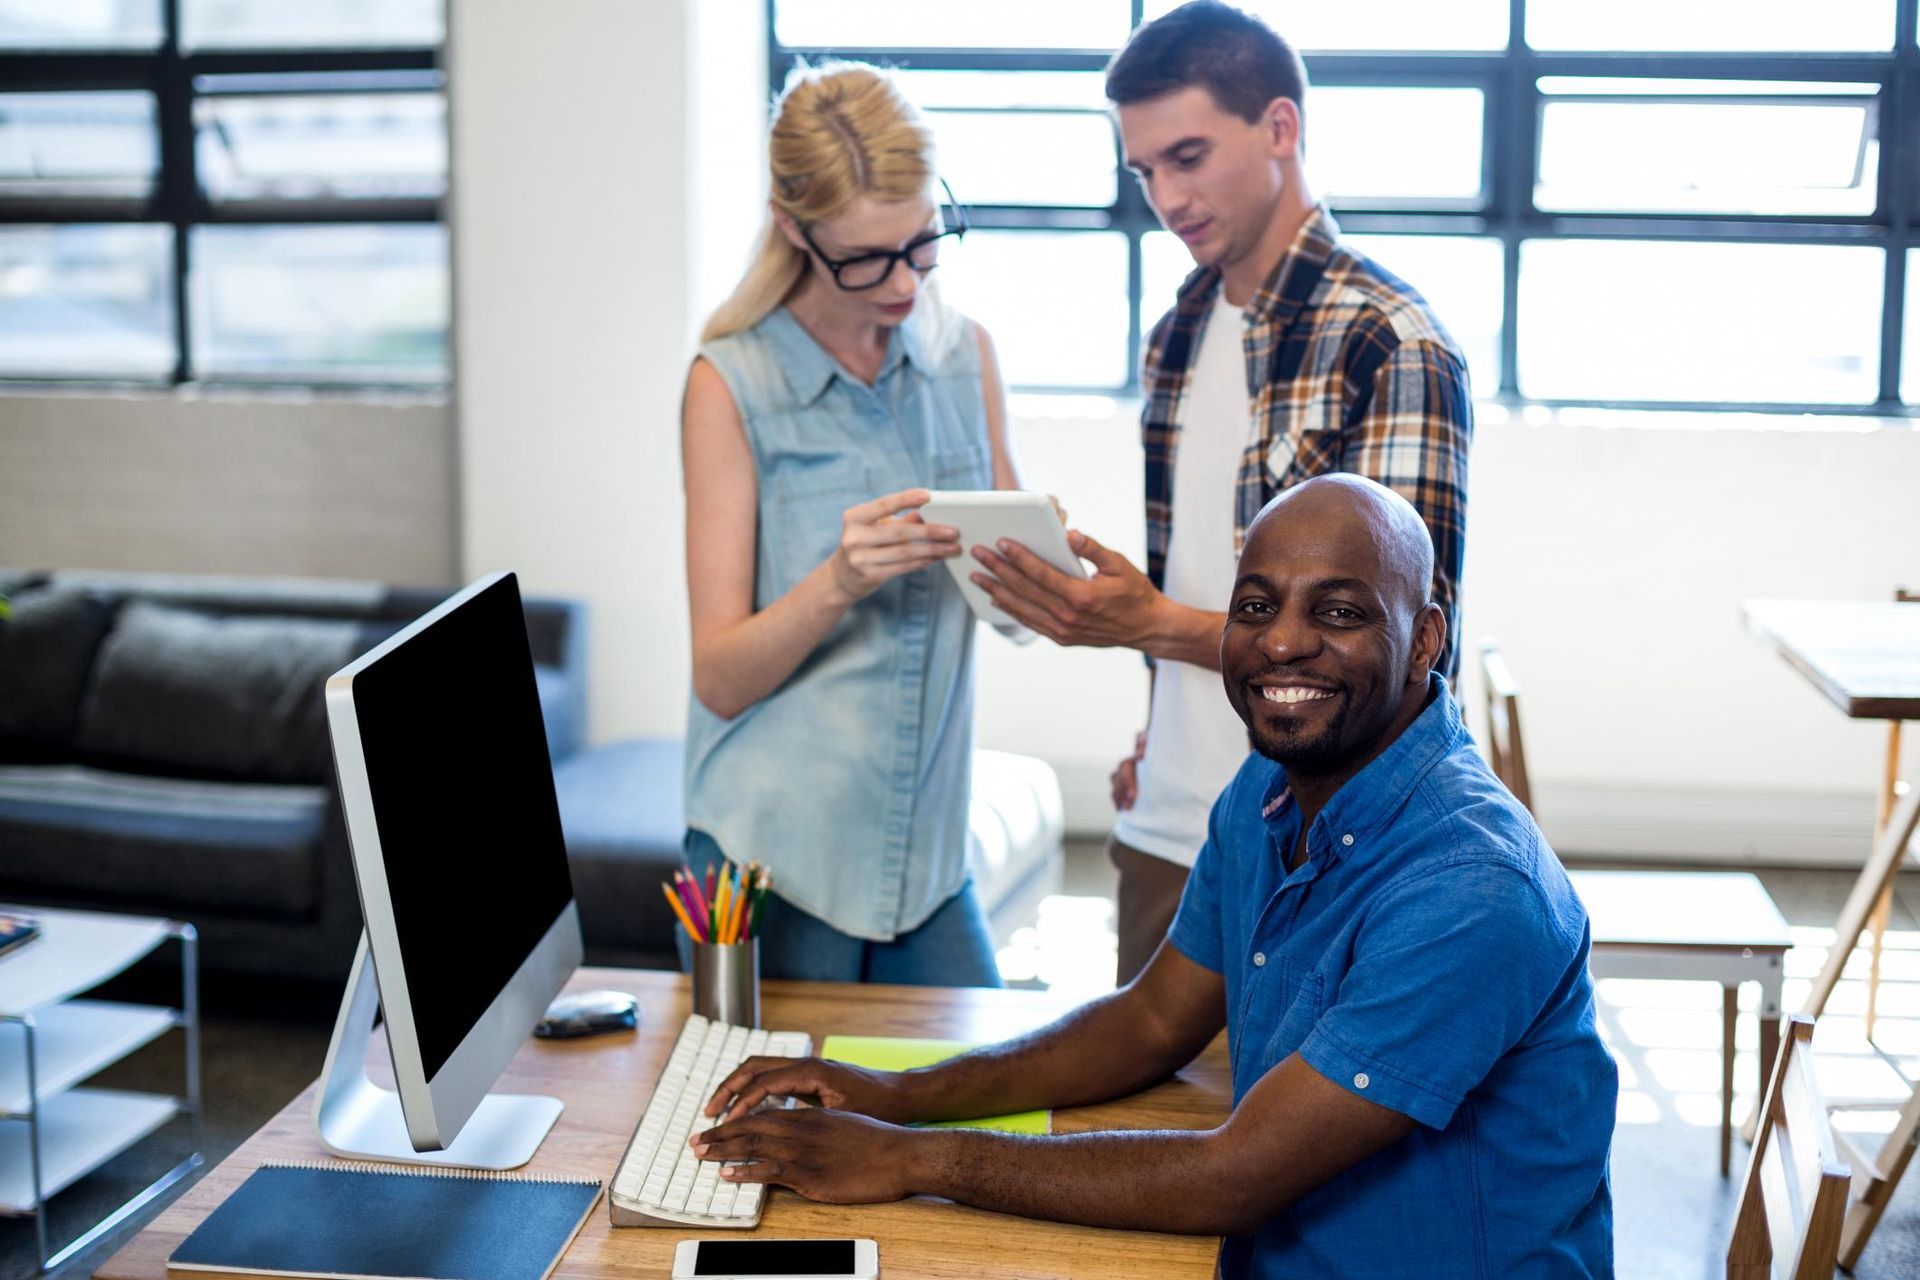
[
  {"x1": 1726, "y1": 1014, "x2": 1851, "y2": 1280},
  {"x1": 1477, "y1": 639, "x2": 1533, "y2": 814}
]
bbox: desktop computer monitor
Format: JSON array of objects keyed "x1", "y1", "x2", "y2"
[{"x1": 314, "y1": 571, "x2": 584, "y2": 1170}]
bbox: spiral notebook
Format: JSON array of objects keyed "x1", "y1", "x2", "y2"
[{"x1": 167, "y1": 1162, "x2": 602, "y2": 1280}]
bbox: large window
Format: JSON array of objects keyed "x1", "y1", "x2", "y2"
[
  {"x1": 0, "y1": 0, "x2": 447, "y2": 387},
  {"x1": 772, "y1": 0, "x2": 1920, "y2": 413}
]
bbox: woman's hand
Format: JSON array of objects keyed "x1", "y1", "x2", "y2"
[{"x1": 828, "y1": 488, "x2": 960, "y2": 603}]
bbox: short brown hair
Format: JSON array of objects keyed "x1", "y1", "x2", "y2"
[{"x1": 1105, "y1": 1, "x2": 1308, "y2": 125}]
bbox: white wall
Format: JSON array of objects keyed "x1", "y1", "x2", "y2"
[
  {"x1": 0, "y1": 390, "x2": 454, "y2": 582},
  {"x1": 980, "y1": 399, "x2": 1919, "y2": 856}
]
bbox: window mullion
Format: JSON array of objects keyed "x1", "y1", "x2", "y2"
[{"x1": 157, "y1": 0, "x2": 193, "y2": 383}]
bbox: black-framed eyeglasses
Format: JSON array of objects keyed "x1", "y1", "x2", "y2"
[{"x1": 798, "y1": 178, "x2": 969, "y2": 292}]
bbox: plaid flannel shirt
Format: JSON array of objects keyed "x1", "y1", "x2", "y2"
[{"x1": 1141, "y1": 206, "x2": 1473, "y2": 677}]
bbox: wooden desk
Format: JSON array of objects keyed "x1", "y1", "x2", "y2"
[
  {"x1": 1742, "y1": 598, "x2": 1920, "y2": 722},
  {"x1": 97, "y1": 971, "x2": 1232, "y2": 1280},
  {"x1": 1742, "y1": 597, "x2": 1920, "y2": 1269}
]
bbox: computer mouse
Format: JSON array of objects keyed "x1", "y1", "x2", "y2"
[{"x1": 535, "y1": 989, "x2": 639, "y2": 1038}]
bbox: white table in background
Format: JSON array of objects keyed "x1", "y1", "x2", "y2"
[
  {"x1": 0, "y1": 905, "x2": 201, "y2": 1273},
  {"x1": 1569, "y1": 870, "x2": 1792, "y2": 1176}
]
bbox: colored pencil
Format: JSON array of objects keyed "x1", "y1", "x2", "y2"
[
  {"x1": 661, "y1": 882, "x2": 702, "y2": 942},
  {"x1": 715, "y1": 873, "x2": 733, "y2": 945},
  {"x1": 674, "y1": 870, "x2": 703, "y2": 924},
  {"x1": 748, "y1": 869, "x2": 771, "y2": 940}
]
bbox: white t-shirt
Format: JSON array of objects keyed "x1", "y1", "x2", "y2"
[{"x1": 1111, "y1": 291, "x2": 1257, "y2": 868}]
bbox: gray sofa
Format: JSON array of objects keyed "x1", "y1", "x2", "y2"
[
  {"x1": 0, "y1": 570, "x2": 588, "y2": 982},
  {"x1": 0, "y1": 570, "x2": 1064, "y2": 983}
]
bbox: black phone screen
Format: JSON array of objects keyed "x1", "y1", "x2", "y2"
[{"x1": 694, "y1": 1239, "x2": 857, "y2": 1276}]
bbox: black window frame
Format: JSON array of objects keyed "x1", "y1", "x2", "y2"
[
  {"x1": 770, "y1": 0, "x2": 1920, "y2": 416},
  {"x1": 0, "y1": 0, "x2": 443, "y2": 388}
]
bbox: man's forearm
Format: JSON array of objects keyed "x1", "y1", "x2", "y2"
[
  {"x1": 904, "y1": 1127, "x2": 1255, "y2": 1236},
  {"x1": 1140, "y1": 598, "x2": 1226, "y2": 670}
]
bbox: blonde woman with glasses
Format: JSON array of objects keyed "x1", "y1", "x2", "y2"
[{"x1": 680, "y1": 63, "x2": 1018, "y2": 986}]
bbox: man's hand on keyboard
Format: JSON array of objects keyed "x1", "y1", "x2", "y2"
[
  {"x1": 704, "y1": 1057, "x2": 910, "y2": 1125},
  {"x1": 690, "y1": 1107, "x2": 915, "y2": 1205}
]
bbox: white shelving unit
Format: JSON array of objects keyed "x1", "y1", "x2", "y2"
[{"x1": 0, "y1": 906, "x2": 201, "y2": 1273}]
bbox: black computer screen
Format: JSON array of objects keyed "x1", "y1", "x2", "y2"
[{"x1": 349, "y1": 574, "x2": 575, "y2": 1081}]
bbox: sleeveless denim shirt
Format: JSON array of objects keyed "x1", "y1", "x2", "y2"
[{"x1": 684, "y1": 303, "x2": 992, "y2": 942}]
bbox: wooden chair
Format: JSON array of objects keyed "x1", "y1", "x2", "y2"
[
  {"x1": 1726, "y1": 1014, "x2": 1852, "y2": 1280},
  {"x1": 1478, "y1": 639, "x2": 1532, "y2": 813},
  {"x1": 1478, "y1": 640, "x2": 1793, "y2": 1176}
]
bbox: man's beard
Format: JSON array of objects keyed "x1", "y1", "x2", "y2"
[{"x1": 1249, "y1": 692, "x2": 1356, "y2": 775}]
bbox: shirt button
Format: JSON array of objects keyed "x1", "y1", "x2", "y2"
[
  {"x1": 1354, "y1": 1073, "x2": 1370, "y2": 1090},
  {"x1": 1252, "y1": 951, "x2": 1266, "y2": 967},
  {"x1": 1342, "y1": 833, "x2": 1355, "y2": 847}
]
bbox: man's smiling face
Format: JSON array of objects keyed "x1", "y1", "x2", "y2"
[{"x1": 1221, "y1": 476, "x2": 1442, "y2": 776}]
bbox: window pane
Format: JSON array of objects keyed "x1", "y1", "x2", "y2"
[
  {"x1": 1145, "y1": 231, "x2": 1502, "y2": 395},
  {"x1": 190, "y1": 224, "x2": 448, "y2": 383},
  {"x1": 1537, "y1": 80, "x2": 1877, "y2": 216},
  {"x1": 938, "y1": 230, "x2": 1128, "y2": 388},
  {"x1": 1143, "y1": 0, "x2": 1507, "y2": 50},
  {"x1": 1141, "y1": 230, "x2": 1198, "y2": 332},
  {"x1": 1904, "y1": 251, "x2": 1920, "y2": 403},
  {"x1": 0, "y1": 0, "x2": 160, "y2": 48},
  {"x1": 0, "y1": 92, "x2": 157, "y2": 199},
  {"x1": 1343, "y1": 235, "x2": 1502, "y2": 396},
  {"x1": 1519, "y1": 240, "x2": 1882, "y2": 403},
  {"x1": 777, "y1": 1, "x2": 1128, "y2": 49},
  {"x1": 181, "y1": 0, "x2": 442, "y2": 50},
  {"x1": 930, "y1": 111, "x2": 1115, "y2": 206},
  {"x1": 891, "y1": 70, "x2": 1108, "y2": 112},
  {"x1": 0, "y1": 224, "x2": 174, "y2": 380},
  {"x1": 196, "y1": 88, "x2": 447, "y2": 203},
  {"x1": 1314, "y1": 87, "x2": 1483, "y2": 204},
  {"x1": 1528, "y1": 0, "x2": 1893, "y2": 51}
]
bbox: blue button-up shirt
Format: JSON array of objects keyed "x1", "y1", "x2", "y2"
[{"x1": 1169, "y1": 677, "x2": 1615, "y2": 1278}]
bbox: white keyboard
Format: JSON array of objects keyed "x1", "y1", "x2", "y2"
[{"x1": 608, "y1": 1013, "x2": 812, "y2": 1228}]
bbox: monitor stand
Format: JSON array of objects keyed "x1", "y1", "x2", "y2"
[{"x1": 312, "y1": 934, "x2": 562, "y2": 1170}]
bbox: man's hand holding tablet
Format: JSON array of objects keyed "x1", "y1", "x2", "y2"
[{"x1": 918, "y1": 491, "x2": 1086, "y2": 629}]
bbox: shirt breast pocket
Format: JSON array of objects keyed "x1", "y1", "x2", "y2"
[
  {"x1": 1263, "y1": 962, "x2": 1333, "y2": 1065},
  {"x1": 769, "y1": 455, "x2": 872, "y2": 578},
  {"x1": 931, "y1": 441, "x2": 991, "y2": 491}
]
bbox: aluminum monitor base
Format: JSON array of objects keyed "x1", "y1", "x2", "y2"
[{"x1": 313, "y1": 934, "x2": 562, "y2": 1170}]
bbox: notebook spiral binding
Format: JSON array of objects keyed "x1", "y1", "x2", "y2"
[{"x1": 262, "y1": 1159, "x2": 601, "y2": 1186}]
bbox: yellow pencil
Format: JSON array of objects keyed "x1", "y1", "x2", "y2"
[
  {"x1": 715, "y1": 872, "x2": 733, "y2": 945},
  {"x1": 661, "y1": 882, "x2": 702, "y2": 942},
  {"x1": 729, "y1": 878, "x2": 749, "y2": 943}
]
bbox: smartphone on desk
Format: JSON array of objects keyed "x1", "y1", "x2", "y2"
[{"x1": 672, "y1": 1238, "x2": 878, "y2": 1279}]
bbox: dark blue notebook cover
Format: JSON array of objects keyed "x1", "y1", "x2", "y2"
[{"x1": 168, "y1": 1163, "x2": 602, "y2": 1280}]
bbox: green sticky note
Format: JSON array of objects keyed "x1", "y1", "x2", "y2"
[{"x1": 819, "y1": 1036, "x2": 1051, "y2": 1136}]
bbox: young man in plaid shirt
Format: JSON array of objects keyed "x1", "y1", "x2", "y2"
[{"x1": 971, "y1": 1, "x2": 1473, "y2": 984}]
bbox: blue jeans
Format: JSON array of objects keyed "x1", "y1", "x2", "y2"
[{"x1": 679, "y1": 829, "x2": 1002, "y2": 987}]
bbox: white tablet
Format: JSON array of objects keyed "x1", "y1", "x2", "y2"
[{"x1": 920, "y1": 490, "x2": 1087, "y2": 627}]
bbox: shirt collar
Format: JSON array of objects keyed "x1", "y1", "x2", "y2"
[
  {"x1": 766, "y1": 304, "x2": 920, "y2": 407},
  {"x1": 1241, "y1": 203, "x2": 1341, "y2": 327},
  {"x1": 1159, "y1": 203, "x2": 1341, "y2": 344},
  {"x1": 1260, "y1": 672, "x2": 1465, "y2": 865}
]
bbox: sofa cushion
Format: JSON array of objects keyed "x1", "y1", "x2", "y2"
[
  {"x1": 75, "y1": 601, "x2": 363, "y2": 783},
  {"x1": 553, "y1": 738, "x2": 688, "y2": 959},
  {"x1": 0, "y1": 764, "x2": 329, "y2": 919},
  {"x1": 0, "y1": 586, "x2": 117, "y2": 757}
]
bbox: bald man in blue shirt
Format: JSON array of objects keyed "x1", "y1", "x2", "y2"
[{"x1": 694, "y1": 475, "x2": 1617, "y2": 1279}]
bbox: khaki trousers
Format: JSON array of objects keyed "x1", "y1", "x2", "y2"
[{"x1": 1107, "y1": 835, "x2": 1194, "y2": 987}]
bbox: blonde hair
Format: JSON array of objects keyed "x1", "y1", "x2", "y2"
[{"x1": 702, "y1": 62, "x2": 938, "y2": 344}]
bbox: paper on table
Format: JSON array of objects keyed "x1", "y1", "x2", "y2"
[{"x1": 819, "y1": 1036, "x2": 1051, "y2": 1135}]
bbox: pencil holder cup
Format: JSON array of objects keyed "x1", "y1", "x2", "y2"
[{"x1": 690, "y1": 937, "x2": 760, "y2": 1027}]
